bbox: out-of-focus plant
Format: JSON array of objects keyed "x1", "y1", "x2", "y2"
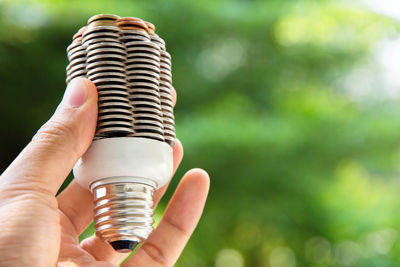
[{"x1": 1, "y1": 0, "x2": 400, "y2": 266}]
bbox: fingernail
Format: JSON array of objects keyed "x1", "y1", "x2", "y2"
[{"x1": 63, "y1": 78, "x2": 88, "y2": 107}]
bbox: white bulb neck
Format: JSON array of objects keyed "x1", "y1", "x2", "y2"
[{"x1": 73, "y1": 137, "x2": 173, "y2": 190}]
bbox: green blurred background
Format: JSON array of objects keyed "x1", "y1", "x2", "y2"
[{"x1": 1, "y1": 0, "x2": 400, "y2": 266}]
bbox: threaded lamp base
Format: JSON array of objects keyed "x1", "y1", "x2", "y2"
[{"x1": 92, "y1": 182, "x2": 155, "y2": 252}]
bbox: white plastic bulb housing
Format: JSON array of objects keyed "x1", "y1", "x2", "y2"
[{"x1": 73, "y1": 137, "x2": 173, "y2": 189}]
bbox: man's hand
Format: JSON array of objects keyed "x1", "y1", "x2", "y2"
[{"x1": 0, "y1": 78, "x2": 209, "y2": 266}]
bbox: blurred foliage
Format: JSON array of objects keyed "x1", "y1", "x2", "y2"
[{"x1": 1, "y1": 0, "x2": 400, "y2": 266}]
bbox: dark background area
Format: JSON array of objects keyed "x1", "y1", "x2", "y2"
[{"x1": 1, "y1": 0, "x2": 400, "y2": 266}]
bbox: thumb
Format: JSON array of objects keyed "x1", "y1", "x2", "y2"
[{"x1": 1, "y1": 78, "x2": 98, "y2": 195}]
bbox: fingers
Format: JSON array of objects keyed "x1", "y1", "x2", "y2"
[
  {"x1": 57, "y1": 213, "x2": 119, "y2": 267},
  {"x1": 123, "y1": 169, "x2": 210, "y2": 267},
  {"x1": 80, "y1": 236, "x2": 128, "y2": 265},
  {"x1": 171, "y1": 87, "x2": 177, "y2": 107},
  {"x1": 0, "y1": 78, "x2": 98, "y2": 195},
  {"x1": 57, "y1": 180, "x2": 94, "y2": 234}
]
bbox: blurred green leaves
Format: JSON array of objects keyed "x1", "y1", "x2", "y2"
[{"x1": 1, "y1": 0, "x2": 400, "y2": 266}]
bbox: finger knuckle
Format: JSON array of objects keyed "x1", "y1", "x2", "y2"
[
  {"x1": 164, "y1": 215, "x2": 188, "y2": 236},
  {"x1": 33, "y1": 120, "x2": 75, "y2": 148},
  {"x1": 141, "y1": 241, "x2": 166, "y2": 266},
  {"x1": 0, "y1": 183, "x2": 58, "y2": 212}
]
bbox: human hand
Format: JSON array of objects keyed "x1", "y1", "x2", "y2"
[{"x1": 0, "y1": 78, "x2": 210, "y2": 266}]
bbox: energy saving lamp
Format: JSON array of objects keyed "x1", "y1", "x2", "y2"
[{"x1": 65, "y1": 14, "x2": 176, "y2": 252}]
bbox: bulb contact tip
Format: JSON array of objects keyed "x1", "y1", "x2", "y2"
[{"x1": 110, "y1": 240, "x2": 139, "y2": 253}]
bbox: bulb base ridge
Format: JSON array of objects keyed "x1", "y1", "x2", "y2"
[{"x1": 92, "y1": 181, "x2": 155, "y2": 252}]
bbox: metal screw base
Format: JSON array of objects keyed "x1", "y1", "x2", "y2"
[{"x1": 92, "y1": 182, "x2": 155, "y2": 252}]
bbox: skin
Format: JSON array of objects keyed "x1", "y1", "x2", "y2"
[{"x1": 0, "y1": 78, "x2": 210, "y2": 266}]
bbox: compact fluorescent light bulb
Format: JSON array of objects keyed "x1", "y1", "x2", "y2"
[{"x1": 66, "y1": 14, "x2": 176, "y2": 252}]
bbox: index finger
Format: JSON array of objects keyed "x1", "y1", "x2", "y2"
[
  {"x1": 171, "y1": 87, "x2": 177, "y2": 107},
  {"x1": 123, "y1": 169, "x2": 210, "y2": 267}
]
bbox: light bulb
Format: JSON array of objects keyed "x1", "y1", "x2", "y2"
[{"x1": 66, "y1": 14, "x2": 176, "y2": 253}]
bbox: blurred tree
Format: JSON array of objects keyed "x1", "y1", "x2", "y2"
[{"x1": 1, "y1": 0, "x2": 400, "y2": 266}]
